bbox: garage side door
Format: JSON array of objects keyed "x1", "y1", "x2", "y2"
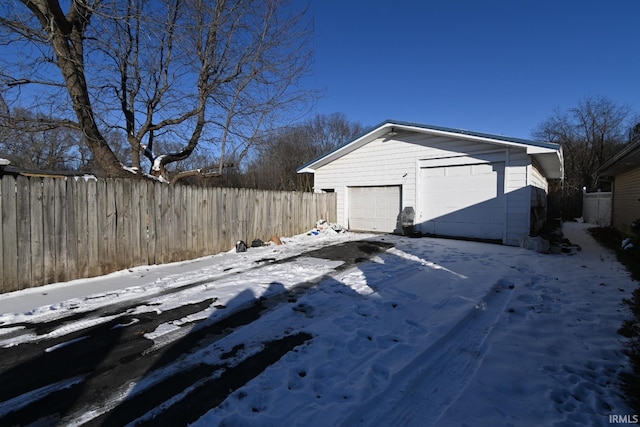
[
  {"x1": 419, "y1": 162, "x2": 505, "y2": 240},
  {"x1": 348, "y1": 186, "x2": 401, "y2": 233}
]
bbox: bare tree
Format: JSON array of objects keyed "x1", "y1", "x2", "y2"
[
  {"x1": 0, "y1": 0, "x2": 315, "y2": 181},
  {"x1": 533, "y1": 97, "x2": 633, "y2": 218},
  {"x1": 0, "y1": 108, "x2": 82, "y2": 169},
  {"x1": 533, "y1": 97, "x2": 631, "y2": 192},
  {"x1": 245, "y1": 113, "x2": 364, "y2": 191}
]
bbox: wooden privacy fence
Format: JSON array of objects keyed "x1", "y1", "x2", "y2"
[{"x1": 0, "y1": 175, "x2": 336, "y2": 293}]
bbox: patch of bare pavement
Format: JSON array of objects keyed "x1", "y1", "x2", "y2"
[{"x1": 0, "y1": 239, "x2": 392, "y2": 426}]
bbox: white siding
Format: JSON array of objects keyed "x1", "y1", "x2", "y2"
[
  {"x1": 529, "y1": 162, "x2": 550, "y2": 235},
  {"x1": 530, "y1": 163, "x2": 549, "y2": 193},
  {"x1": 313, "y1": 132, "x2": 536, "y2": 245}
]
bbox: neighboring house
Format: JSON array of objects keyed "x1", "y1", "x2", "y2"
[
  {"x1": 597, "y1": 136, "x2": 640, "y2": 236},
  {"x1": 297, "y1": 120, "x2": 564, "y2": 246}
]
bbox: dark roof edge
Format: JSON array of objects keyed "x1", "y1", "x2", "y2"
[
  {"x1": 382, "y1": 119, "x2": 560, "y2": 150},
  {"x1": 597, "y1": 135, "x2": 640, "y2": 175}
]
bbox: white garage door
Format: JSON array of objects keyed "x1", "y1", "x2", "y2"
[
  {"x1": 348, "y1": 186, "x2": 401, "y2": 233},
  {"x1": 419, "y1": 162, "x2": 505, "y2": 240}
]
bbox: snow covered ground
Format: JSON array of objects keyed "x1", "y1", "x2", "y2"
[{"x1": 0, "y1": 222, "x2": 636, "y2": 426}]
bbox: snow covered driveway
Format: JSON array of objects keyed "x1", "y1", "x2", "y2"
[{"x1": 0, "y1": 223, "x2": 635, "y2": 426}]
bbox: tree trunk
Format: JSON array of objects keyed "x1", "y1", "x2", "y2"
[{"x1": 45, "y1": 3, "x2": 127, "y2": 177}]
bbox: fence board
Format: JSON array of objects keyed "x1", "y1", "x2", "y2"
[
  {"x1": 133, "y1": 179, "x2": 148, "y2": 265},
  {"x1": 130, "y1": 179, "x2": 140, "y2": 266},
  {"x1": 113, "y1": 179, "x2": 124, "y2": 270},
  {"x1": 271, "y1": 191, "x2": 281, "y2": 235},
  {"x1": 101, "y1": 179, "x2": 118, "y2": 274},
  {"x1": 137, "y1": 180, "x2": 148, "y2": 266},
  {"x1": 2, "y1": 176, "x2": 17, "y2": 292},
  {"x1": 42, "y1": 179, "x2": 56, "y2": 284},
  {"x1": 152, "y1": 182, "x2": 161, "y2": 264},
  {"x1": 182, "y1": 185, "x2": 189, "y2": 260},
  {"x1": 172, "y1": 185, "x2": 183, "y2": 262},
  {"x1": 30, "y1": 179, "x2": 44, "y2": 288},
  {"x1": 145, "y1": 181, "x2": 156, "y2": 264},
  {"x1": 86, "y1": 179, "x2": 100, "y2": 277},
  {"x1": 216, "y1": 188, "x2": 226, "y2": 250},
  {"x1": 95, "y1": 178, "x2": 106, "y2": 275},
  {"x1": 117, "y1": 179, "x2": 128, "y2": 268},
  {"x1": 191, "y1": 186, "x2": 199, "y2": 256},
  {"x1": 75, "y1": 179, "x2": 89, "y2": 279},
  {"x1": 241, "y1": 189, "x2": 249, "y2": 242},
  {"x1": 52, "y1": 179, "x2": 67, "y2": 282},
  {"x1": 159, "y1": 183, "x2": 171, "y2": 264},
  {"x1": 138, "y1": 180, "x2": 148, "y2": 266},
  {"x1": 152, "y1": 182, "x2": 163, "y2": 265},
  {"x1": 66, "y1": 179, "x2": 78, "y2": 281},
  {"x1": 124, "y1": 179, "x2": 135, "y2": 267},
  {"x1": 16, "y1": 176, "x2": 32, "y2": 290},
  {"x1": 194, "y1": 187, "x2": 202, "y2": 256},
  {"x1": 205, "y1": 187, "x2": 215, "y2": 253}
]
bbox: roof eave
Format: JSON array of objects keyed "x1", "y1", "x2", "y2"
[
  {"x1": 297, "y1": 166, "x2": 315, "y2": 174},
  {"x1": 597, "y1": 138, "x2": 640, "y2": 177}
]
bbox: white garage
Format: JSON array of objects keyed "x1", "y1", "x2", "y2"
[
  {"x1": 348, "y1": 185, "x2": 401, "y2": 232},
  {"x1": 297, "y1": 120, "x2": 563, "y2": 246}
]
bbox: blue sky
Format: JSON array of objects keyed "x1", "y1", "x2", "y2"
[{"x1": 303, "y1": 1, "x2": 640, "y2": 140}]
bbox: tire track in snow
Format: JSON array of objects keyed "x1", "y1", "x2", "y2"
[{"x1": 343, "y1": 279, "x2": 515, "y2": 427}]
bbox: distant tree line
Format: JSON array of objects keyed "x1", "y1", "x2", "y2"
[
  {"x1": 532, "y1": 96, "x2": 639, "y2": 219},
  {"x1": 241, "y1": 113, "x2": 364, "y2": 191},
  {"x1": 0, "y1": 110, "x2": 364, "y2": 191}
]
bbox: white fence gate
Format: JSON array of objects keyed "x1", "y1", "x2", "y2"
[{"x1": 582, "y1": 191, "x2": 612, "y2": 226}]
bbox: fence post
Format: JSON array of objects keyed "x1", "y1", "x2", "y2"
[{"x1": 1, "y1": 176, "x2": 18, "y2": 292}]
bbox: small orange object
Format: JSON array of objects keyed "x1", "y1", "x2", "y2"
[{"x1": 270, "y1": 235, "x2": 282, "y2": 245}]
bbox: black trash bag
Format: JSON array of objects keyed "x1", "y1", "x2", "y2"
[
  {"x1": 235, "y1": 240, "x2": 247, "y2": 252},
  {"x1": 251, "y1": 239, "x2": 264, "y2": 248}
]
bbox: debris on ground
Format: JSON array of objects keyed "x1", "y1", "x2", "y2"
[
  {"x1": 522, "y1": 221, "x2": 582, "y2": 254},
  {"x1": 308, "y1": 220, "x2": 347, "y2": 236},
  {"x1": 235, "y1": 240, "x2": 248, "y2": 253},
  {"x1": 251, "y1": 239, "x2": 265, "y2": 248}
]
